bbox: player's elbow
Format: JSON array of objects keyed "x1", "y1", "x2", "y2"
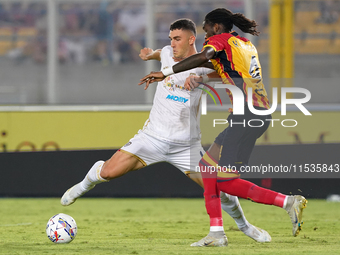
[
  {"x1": 201, "y1": 47, "x2": 215, "y2": 61},
  {"x1": 194, "y1": 52, "x2": 210, "y2": 66},
  {"x1": 198, "y1": 52, "x2": 210, "y2": 62}
]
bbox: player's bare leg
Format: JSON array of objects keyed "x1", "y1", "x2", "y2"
[{"x1": 61, "y1": 150, "x2": 144, "y2": 206}]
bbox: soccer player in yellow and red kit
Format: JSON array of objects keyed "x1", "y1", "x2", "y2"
[{"x1": 140, "y1": 8, "x2": 307, "y2": 247}]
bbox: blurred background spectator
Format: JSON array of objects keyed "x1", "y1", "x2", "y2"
[
  {"x1": 315, "y1": 0, "x2": 339, "y2": 24},
  {"x1": 115, "y1": 2, "x2": 146, "y2": 63}
]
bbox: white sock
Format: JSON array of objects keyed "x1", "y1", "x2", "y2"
[
  {"x1": 210, "y1": 226, "x2": 224, "y2": 232},
  {"x1": 209, "y1": 227, "x2": 225, "y2": 238},
  {"x1": 67, "y1": 161, "x2": 108, "y2": 200},
  {"x1": 283, "y1": 195, "x2": 294, "y2": 211},
  {"x1": 220, "y1": 192, "x2": 249, "y2": 229},
  {"x1": 283, "y1": 196, "x2": 289, "y2": 209},
  {"x1": 79, "y1": 160, "x2": 108, "y2": 191}
]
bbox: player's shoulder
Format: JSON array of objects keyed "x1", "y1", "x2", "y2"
[
  {"x1": 160, "y1": 45, "x2": 173, "y2": 61},
  {"x1": 203, "y1": 33, "x2": 232, "y2": 51},
  {"x1": 205, "y1": 33, "x2": 233, "y2": 43},
  {"x1": 161, "y1": 45, "x2": 173, "y2": 55}
]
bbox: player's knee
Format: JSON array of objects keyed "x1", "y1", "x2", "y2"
[
  {"x1": 99, "y1": 161, "x2": 120, "y2": 180},
  {"x1": 98, "y1": 161, "x2": 111, "y2": 180},
  {"x1": 100, "y1": 160, "x2": 136, "y2": 180}
]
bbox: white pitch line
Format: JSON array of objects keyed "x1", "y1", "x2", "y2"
[{"x1": 0, "y1": 223, "x2": 32, "y2": 227}]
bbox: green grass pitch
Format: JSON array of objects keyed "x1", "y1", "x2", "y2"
[{"x1": 0, "y1": 198, "x2": 340, "y2": 255}]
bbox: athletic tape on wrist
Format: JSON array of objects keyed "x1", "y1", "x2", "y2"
[
  {"x1": 201, "y1": 75, "x2": 209, "y2": 83},
  {"x1": 162, "y1": 66, "x2": 174, "y2": 76}
]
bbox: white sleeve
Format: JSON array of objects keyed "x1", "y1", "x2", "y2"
[{"x1": 160, "y1": 45, "x2": 172, "y2": 65}]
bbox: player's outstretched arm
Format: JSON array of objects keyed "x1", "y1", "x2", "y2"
[
  {"x1": 138, "y1": 71, "x2": 164, "y2": 90},
  {"x1": 172, "y1": 47, "x2": 215, "y2": 73},
  {"x1": 139, "y1": 47, "x2": 215, "y2": 88},
  {"x1": 139, "y1": 48, "x2": 161, "y2": 61},
  {"x1": 199, "y1": 61, "x2": 215, "y2": 70}
]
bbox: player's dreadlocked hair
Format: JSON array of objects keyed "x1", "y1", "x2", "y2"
[
  {"x1": 170, "y1": 18, "x2": 196, "y2": 36},
  {"x1": 204, "y1": 8, "x2": 259, "y2": 36}
]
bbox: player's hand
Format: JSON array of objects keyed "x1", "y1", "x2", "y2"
[
  {"x1": 139, "y1": 47, "x2": 153, "y2": 61},
  {"x1": 184, "y1": 75, "x2": 202, "y2": 90},
  {"x1": 138, "y1": 71, "x2": 165, "y2": 90}
]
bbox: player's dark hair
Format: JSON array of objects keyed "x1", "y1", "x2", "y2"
[
  {"x1": 204, "y1": 8, "x2": 259, "y2": 36},
  {"x1": 170, "y1": 18, "x2": 196, "y2": 36}
]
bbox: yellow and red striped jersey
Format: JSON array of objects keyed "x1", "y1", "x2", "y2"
[{"x1": 203, "y1": 32, "x2": 270, "y2": 109}]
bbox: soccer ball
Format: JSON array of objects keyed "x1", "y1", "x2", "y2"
[{"x1": 46, "y1": 213, "x2": 77, "y2": 243}]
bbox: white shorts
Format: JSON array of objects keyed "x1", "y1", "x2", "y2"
[{"x1": 120, "y1": 130, "x2": 205, "y2": 175}]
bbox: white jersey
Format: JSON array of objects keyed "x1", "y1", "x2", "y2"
[{"x1": 142, "y1": 45, "x2": 211, "y2": 144}]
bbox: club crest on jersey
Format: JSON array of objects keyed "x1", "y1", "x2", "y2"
[
  {"x1": 232, "y1": 40, "x2": 239, "y2": 47},
  {"x1": 166, "y1": 94, "x2": 188, "y2": 103},
  {"x1": 123, "y1": 141, "x2": 132, "y2": 147}
]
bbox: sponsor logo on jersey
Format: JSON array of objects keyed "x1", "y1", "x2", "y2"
[{"x1": 166, "y1": 94, "x2": 188, "y2": 103}]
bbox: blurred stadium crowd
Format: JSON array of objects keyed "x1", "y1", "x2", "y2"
[
  {"x1": 0, "y1": 0, "x2": 339, "y2": 105},
  {"x1": 0, "y1": 1, "x2": 339, "y2": 66},
  {"x1": 0, "y1": 1, "x2": 268, "y2": 65}
]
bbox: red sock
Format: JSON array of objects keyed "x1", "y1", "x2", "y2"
[
  {"x1": 216, "y1": 178, "x2": 286, "y2": 207},
  {"x1": 200, "y1": 156, "x2": 223, "y2": 228}
]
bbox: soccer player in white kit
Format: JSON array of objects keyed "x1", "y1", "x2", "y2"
[{"x1": 61, "y1": 18, "x2": 271, "y2": 243}]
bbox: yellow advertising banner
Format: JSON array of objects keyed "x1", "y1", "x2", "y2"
[{"x1": 0, "y1": 111, "x2": 339, "y2": 152}]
